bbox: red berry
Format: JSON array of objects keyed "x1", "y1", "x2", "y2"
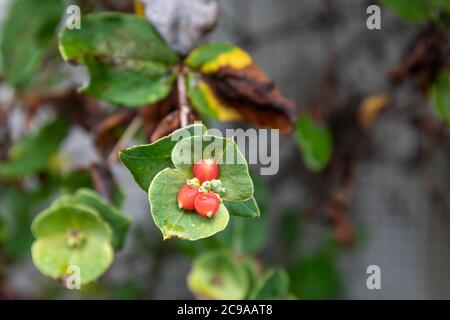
[
  {"x1": 195, "y1": 192, "x2": 220, "y2": 218},
  {"x1": 193, "y1": 159, "x2": 219, "y2": 182},
  {"x1": 178, "y1": 185, "x2": 199, "y2": 210}
]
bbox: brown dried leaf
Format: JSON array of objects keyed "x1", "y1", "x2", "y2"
[
  {"x1": 206, "y1": 64, "x2": 298, "y2": 134},
  {"x1": 150, "y1": 110, "x2": 180, "y2": 142}
]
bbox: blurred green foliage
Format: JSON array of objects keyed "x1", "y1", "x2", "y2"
[
  {"x1": 0, "y1": 0, "x2": 64, "y2": 89},
  {"x1": 381, "y1": 0, "x2": 450, "y2": 23},
  {"x1": 430, "y1": 72, "x2": 450, "y2": 125}
]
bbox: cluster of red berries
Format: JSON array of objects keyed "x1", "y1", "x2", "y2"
[{"x1": 177, "y1": 159, "x2": 221, "y2": 218}]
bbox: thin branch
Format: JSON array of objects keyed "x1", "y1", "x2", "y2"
[
  {"x1": 107, "y1": 116, "x2": 143, "y2": 164},
  {"x1": 177, "y1": 71, "x2": 190, "y2": 128}
]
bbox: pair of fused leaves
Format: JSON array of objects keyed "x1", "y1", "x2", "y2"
[
  {"x1": 0, "y1": 118, "x2": 69, "y2": 178},
  {"x1": 120, "y1": 124, "x2": 258, "y2": 241},
  {"x1": 58, "y1": 13, "x2": 297, "y2": 132},
  {"x1": 294, "y1": 113, "x2": 333, "y2": 172},
  {"x1": 31, "y1": 189, "x2": 130, "y2": 285},
  {"x1": 187, "y1": 251, "x2": 291, "y2": 300}
]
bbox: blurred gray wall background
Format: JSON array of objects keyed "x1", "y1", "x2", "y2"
[{"x1": 208, "y1": 0, "x2": 450, "y2": 299}]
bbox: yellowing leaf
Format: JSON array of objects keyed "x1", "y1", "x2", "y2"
[
  {"x1": 186, "y1": 43, "x2": 298, "y2": 133},
  {"x1": 185, "y1": 43, "x2": 252, "y2": 73},
  {"x1": 199, "y1": 82, "x2": 242, "y2": 120},
  {"x1": 202, "y1": 48, "x2": 252, "y2": 73},
  {"x1": 358, "y1": 93, "x2": 391, "y2": 129},
  {"x1": 188, "y1": 76, "x2": 242, "y2": 121}
]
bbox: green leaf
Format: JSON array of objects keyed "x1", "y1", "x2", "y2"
[
  {"x1": 249, "y1": 268, "x2": 290, "y2": 300},
  {"x1": 149, "y1": 168, "x2": 229, "y2": 240},
  {"x1": 430, "y1": 72, "x2": 450, "y2": 125},
  {"x1": 64, "y1": 189, "x2": 130, "y2": 250},
  {"x1": 59, "y1": 12, "x2": 179, "y2": 107},
  {"x1": 0, "y1": 0, "x2": 64, "y2": 89},
  {"x1": 216, "y1": 214, "x2": 267, "y2": 254},
  {"x1": 0, "y1": 118, "x2": 69, "y2": 178},
  {"x1": 187, "y1": 251, "x2": 249, "y2": 300},
  {"x1": 294, "y1": 114, "x2": 333, "y2": 172},
  {"x1": 224, "y1": 197, "x2": 260, "y2": 218},
  {"x1": 31, "y1": 204, "x2": 113, "y2": 284},
  {"x1": 0, "y1": 217, "x2": 5, "y2": 244},
  {"x1": 82, "y1": 58, "x2": 176, "y2": 107},
  {"x1": 120, "y1": 123, "x2": 207, "y2": 192},
  {"x1": 171, "y1": 135, "x2": 254, "y2": 201}
]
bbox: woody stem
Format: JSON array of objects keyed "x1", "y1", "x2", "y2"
[{"x1": 177, "y1": 69, "x2": 190, "y2": 128}]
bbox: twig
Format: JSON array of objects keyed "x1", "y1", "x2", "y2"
[
  {"x1": 107, "y1": 116, "x2": 143, "y2": 164},
  {"x1": 177, "y1": 70, "x2": 190, "y2": 128}
]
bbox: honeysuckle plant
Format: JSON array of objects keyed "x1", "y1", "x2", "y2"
[{"x1": 0, "y1": 0, "x2": 447, "y2": 297}]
